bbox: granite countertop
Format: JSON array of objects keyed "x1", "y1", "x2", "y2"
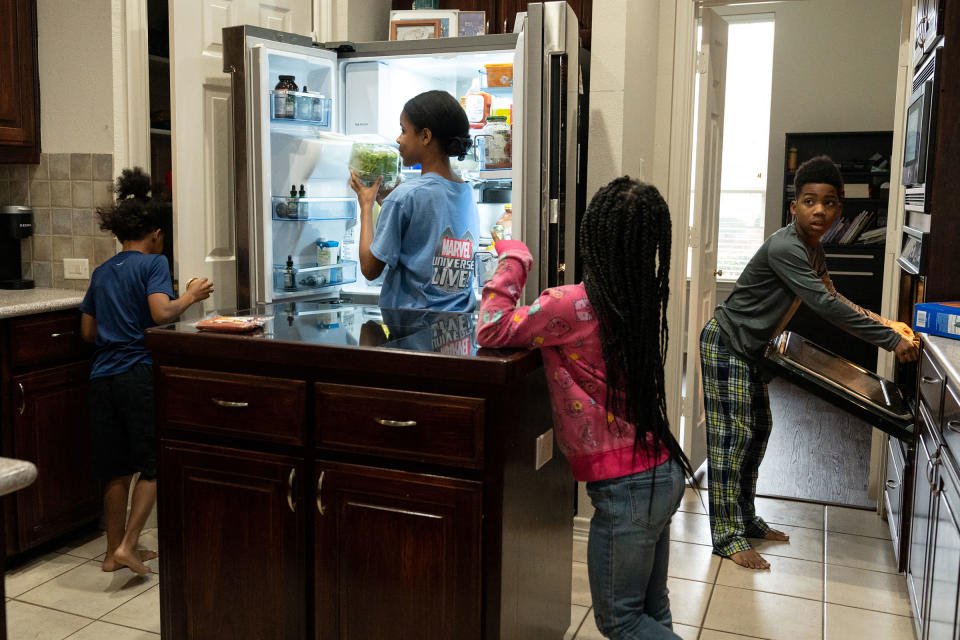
[
  {"x1": 0, "y1": 457, "x2": 37, "y2": 497},
  {"x1": 923, "y1": 334, "x2": 960, "y2": 384},
  {"x1": 0, "y1": 288, "x2": 85, "y2": 319}
]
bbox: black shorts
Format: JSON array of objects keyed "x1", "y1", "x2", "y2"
[{"x1": 89, "y1": 362, "x2": 156, "y2": 481}]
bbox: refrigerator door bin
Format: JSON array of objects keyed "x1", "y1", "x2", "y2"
[
  {"x1": 272, "y1": 197, "x2": 356, "y2": 221},
  {"x1": 763, "y1": 331, "x2": 914, "y2": 440},
  {"x1": 273, "y1": 261, "x2": 357, "y2": 294},
  {"x1": 269, "y1": 91, "x2": 333, "y2": 126}
]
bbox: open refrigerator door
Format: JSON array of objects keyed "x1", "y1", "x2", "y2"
[{"x1": 244, "y1": 37, "x2": 359, "y2": 305}]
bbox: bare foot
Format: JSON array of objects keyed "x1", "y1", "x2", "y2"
[
  {"x1": 109, "y1": 545, "x2": 153, "y2": 576},
  {"x1": 102, "y1": 549, "x2": 158, "y2": 572},
  {"x1": 764, "y1": 528, "x2": 790, "y2": 542},
  {"x1": 730, "y1": 549, "x2": 770, "y2": 570}
]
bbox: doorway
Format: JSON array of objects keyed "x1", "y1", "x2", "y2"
[{"x1": 685, "y1": 0, "x2": 904, "y2": 508}]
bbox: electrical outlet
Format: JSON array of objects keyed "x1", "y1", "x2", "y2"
[
  {"x1": 535, "y1": 428, "x2": 554, "y2": 470},
  {"x1": 63, "y1": 258, "x2": 89, "y2": 280}
]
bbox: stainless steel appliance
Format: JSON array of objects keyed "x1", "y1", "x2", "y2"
[
  {"x1": 0, "y1": 205, "x2": 34, "y2": 290},
  {"x1": 763, "y1": 332, "x2": 914, "y2": 441},
  {"x1": 222, "y1": 2, "x2": 585, "y2": 309}
]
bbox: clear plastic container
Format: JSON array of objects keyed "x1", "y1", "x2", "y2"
[
  {"x1": 477, "y1": 116, "x2": 511, "y2": 170},
  {"x1": 272, "y1": 260, "x2": 357, "y2": 293},
  {"x1": 348, "y1": 143, "x2": 401, "y2": 189}
]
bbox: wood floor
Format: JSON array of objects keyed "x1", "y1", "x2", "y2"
[{"x1": 756, "y1": 377, "x2": 874, "y2": 508}]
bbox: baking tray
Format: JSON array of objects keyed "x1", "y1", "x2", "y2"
[{"x1": 763, "y1": 331, "x2": 914, "y2": 441}]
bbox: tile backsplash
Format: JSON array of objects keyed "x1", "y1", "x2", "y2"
[{"x1": 0, "y1": 153, "x2": 118, "y2": 290}]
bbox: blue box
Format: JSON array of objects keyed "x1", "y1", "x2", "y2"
[{"x1": 914, "y1": 302, "x2": 960, "y2": 341}]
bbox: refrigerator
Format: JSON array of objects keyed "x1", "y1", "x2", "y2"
[{"x1": 222, "y1": 1, "x2": 585, "y2": 310}]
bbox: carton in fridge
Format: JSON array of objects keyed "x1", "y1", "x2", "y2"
[{"x1": 914, "y1": 302, "x2": 960, "y2": 341}]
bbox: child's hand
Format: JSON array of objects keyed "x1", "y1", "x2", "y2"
[
  {"x1": 376, "y1": 177, "x2": 401, "y2": 206},
  {"x1": 894, "y1": 335, "x2": 919, "y2": 363},
  {"x1": 490, "y1": 226, "x2": 502, "y2": 243},
  {"x1": 890, "y1": 321, "x2": 915, "y2": 341},
  {"x1": 349, "y1": 171, "x2": 382, "y2": 210},
  {"x1": 186, "y1": 277, "x2": 214, "y2": 302}
]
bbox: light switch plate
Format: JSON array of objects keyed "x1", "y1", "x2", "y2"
[
  {"x1": 64, "y1": 258, "x2": 89, "y2": 280},
  {"x1": 535, "y1": 428, "x2": 554, "y2": 470}
]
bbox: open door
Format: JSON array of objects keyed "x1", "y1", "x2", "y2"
[
  {"x1": 169, "y1": 0, "x2": 311, "y2": 315},
  {"x1": 682, "y1": 8, "x2": 728, "y2": 471}
]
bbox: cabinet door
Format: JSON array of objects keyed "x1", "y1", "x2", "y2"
[
  {"x1": 314, "y1": 461, "x2": 482, "y2": 640},
  {"x1": 159, "y1": 441, "x2": 305, "y2": 640},
  {"x1": 497, "y1": 0, "x2": 528, "y2": 33},
  {"x1": 926, "y1": 454, "x2": 960, "y2": 640},
  {"x1": 11, "y1": 362, "x2": 100, "y2": 549},
  {"x1": 0, "y1": 0, "x2": 40, "y2": 163},
  {"x1": 908, "y1": 424, "x2": 936, "y2": 630}
]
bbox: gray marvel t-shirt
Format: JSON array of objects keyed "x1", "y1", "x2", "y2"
[{"x1": 713, "y1": 222, "x2": 900, "y2": 363}]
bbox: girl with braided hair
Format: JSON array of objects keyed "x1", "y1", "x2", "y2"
[{"x1": 478, "y1": 176, "x2": 693, "y2": 639}]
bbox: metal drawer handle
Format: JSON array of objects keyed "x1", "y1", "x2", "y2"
[
  {"x1": 928, "y1": 450, "x2": 941, "y2": 489},
  {"x1": 921, "y1": 375, "x2": 941, "y2": 385},
  {"x1": 316, "y1": 471, "x2": 326, "y2": 516},
  {"x1": 50, "y1": 331, "x2": 74, "y2": 338},
  {"x1": 947, "y1": 420, "x2": 960, "y2": 434},
  {"x1": 212, "y1": 398, "x2": 249, "y2": 408},
  {"x1": 375, "y1": 418, "x2": 417, "y2": 428},
  {"x1": 17, "y1": 382, "x2": 26, "y2": 415},
  {"x1": 287, "y1": 468, "x2": 296, "y2": 512},
  {"x1": 885, "y1": 479, "x2": 899, "y2": 490}
]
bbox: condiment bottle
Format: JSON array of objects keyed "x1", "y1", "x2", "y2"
[
  {"x1": 274, "y1": 75, "x2": 298, "y2": 119},
  {"x1": 296, "y1": 86, "x2": 312, "y2": 120},
  {"x1": 464, "y1": 78, "x2": 492, "y2": 129},
  {"x1": 288, "y1": 185, "x2": 299, "y2": 219},
  {"x1": 283, "y1": 255, "x2": 296, "y2": 289}
]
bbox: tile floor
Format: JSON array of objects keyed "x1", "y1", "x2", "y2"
[
  {"x1": 5, "y1": 493, "x2": 915, "y2": 640},
  {"x1": 565, "y1": 491, "x2": 917, "y2": 640}
]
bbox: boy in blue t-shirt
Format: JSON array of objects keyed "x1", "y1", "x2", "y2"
[{"x1": 80, "y1": 168, "x2": 213, "y2": 575}]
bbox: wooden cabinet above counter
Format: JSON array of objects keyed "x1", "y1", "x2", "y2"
[
  {"x1": 146, "y1": 302, "x2": 573, "y2": 640},
  {"x1": 0, "y1": 0, "x2": 41, "y2": 164}
]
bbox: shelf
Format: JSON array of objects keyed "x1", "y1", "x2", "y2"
[
  {"x1": 272, "y1": 197, "x2": 356, "y2": 221},
  {"x1": 150, "y1": 128, "x2": 171, "y2": 136},
  {"x1": 465, "y1": 169, "x2": 512, "y2": 181},
  {"x1": 273, "y1": 261, "x2": 357, "y2": 293},
  {"x1": 148, "y1": 54, "x2": 169, "y2": 64}
]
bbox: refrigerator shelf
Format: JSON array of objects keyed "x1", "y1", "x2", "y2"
[
  {"x1": 272, "y1": 197, "x2": 357, "y2": 221},
  {"x1": 273, "y1": 261, "x2": 357, "y2": 293},
  {"x1": 269, "y1": 91, "x2": 332, "y2": 126}
]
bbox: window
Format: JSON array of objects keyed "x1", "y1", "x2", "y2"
[{"x1": 689, "y1": 16, "x2": 775, "y2": 281}]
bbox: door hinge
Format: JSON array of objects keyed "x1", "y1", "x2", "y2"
[{"x1": 696, "y1": 52, "x2": 708, "y2": 75}]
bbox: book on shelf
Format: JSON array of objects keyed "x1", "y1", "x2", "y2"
[{"x1": 855, "y1": 227, "x2": 887, "y2": 244}]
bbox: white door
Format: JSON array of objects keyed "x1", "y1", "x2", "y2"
[
  {"x1": 683, "y1": 9, "x2": 728, "y2": 471},
  {"x1": 169, "y1": 0, "x2": 312, "y2": 315}
]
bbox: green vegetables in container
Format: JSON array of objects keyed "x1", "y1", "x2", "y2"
[{"x1": 349, "y1": 143, "x2": 401, "y2": 189}]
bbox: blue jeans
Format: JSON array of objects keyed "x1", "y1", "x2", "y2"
[{"x1": 586, "y1": 458, "x2": 685, "y2": 640}]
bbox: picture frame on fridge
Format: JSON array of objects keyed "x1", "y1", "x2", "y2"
[
  {"x1": 390, "y1": 19, "x2": 443, "y2": 41},
  {"x1": 389, "y1": 10, "x2": 459, "y2": 38},
  {"x1": 458, "y1": 11, "x2": 486, "y2": 37}
]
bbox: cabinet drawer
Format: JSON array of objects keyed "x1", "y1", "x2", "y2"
[
  {"x1": 159, "y1": 367, "x2": 306, "y2": 445},
  {"x1": 315, "y1": 383, "x2": 484, "y2": 468},
  {"x1": 942, "y1": 383, "x2": 960, "y2": 466},
  {"x1": 919, "y1": 351, "x2": 945, "y2": 421},
  {"x1": 10, "y1": 311, "x2": 87, "y2": 369}
]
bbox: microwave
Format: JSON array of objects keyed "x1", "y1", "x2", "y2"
[{"x1": 903, "y1": 48, "x2": 941, "y2": 212}]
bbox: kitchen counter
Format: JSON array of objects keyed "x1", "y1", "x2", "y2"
[
  {"x1": 0, "y1": 457, "x2": 37, "y2": 498},
  {"x1": 146, "y1": 301, "x2": 570, "y2": 639},
  {"x1": 922, "y1": 333, "x2": 960, "y2": 384},
  {"x1": 0, "y1": 288, "x2": 84, "y2": 319}
]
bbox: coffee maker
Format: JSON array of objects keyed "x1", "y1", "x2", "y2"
[{"x1": 0, "y1": 205, "x2": 35, "y2": 289}]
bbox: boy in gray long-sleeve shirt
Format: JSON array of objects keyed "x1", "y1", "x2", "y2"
[{"x1": 699, "y1": 155, "x2": 918, "y2": 570}]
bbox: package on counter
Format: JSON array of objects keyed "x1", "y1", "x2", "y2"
[{"x1": 914, "y1": 302, "x2": 960, "y2": 341}]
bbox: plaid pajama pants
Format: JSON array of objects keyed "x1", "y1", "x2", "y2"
[{"x1": 699, "y1": 317, "x2": 772, "y2": 557}]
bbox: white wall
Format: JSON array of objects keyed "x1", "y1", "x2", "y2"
[
  {"x1": 37, "y1": 0, "x2": 114, "y2": 154},
  {"x1": 717, "y1": 0, "x2": 902, "y2": 236}
]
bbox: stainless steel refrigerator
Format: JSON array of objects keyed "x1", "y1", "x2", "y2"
[{"x1": 222, "y1": 1, "x2": 584, "y2": 310}]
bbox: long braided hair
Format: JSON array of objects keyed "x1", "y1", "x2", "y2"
[{"x1": 579, "y1": 176, "x2": 694, "y2": 481}]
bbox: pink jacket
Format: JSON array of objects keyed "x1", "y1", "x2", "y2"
[{"x1": 476, "y1": 240, "x2": 670, "y2": 482}]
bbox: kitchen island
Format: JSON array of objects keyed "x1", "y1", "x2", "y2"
[{"x1": 145, "y1": 302, "x2": 573, "y2": 640}]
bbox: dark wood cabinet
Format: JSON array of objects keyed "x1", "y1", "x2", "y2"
[
  {"x1": 390, "y1": 0, "x2": 591, "y2": 47},
  {"x1": 0, "y1": 0, "x2": 40, "y2": 164},
  {"x1": 148, "y1": 316, "x2": 573, "y2": 640},
  {"x1": 159, "y1": 441, "x2": 306, "y2": 640},
  {"x1": 11, "y1": 362, "x2": 99, "y2": 548},
  {"x1": 1, "y1": 310, "x2": 98, "y2": 556},
  {"x1": 314, "y1": 461, "x2": 482, "y2": 640}
]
